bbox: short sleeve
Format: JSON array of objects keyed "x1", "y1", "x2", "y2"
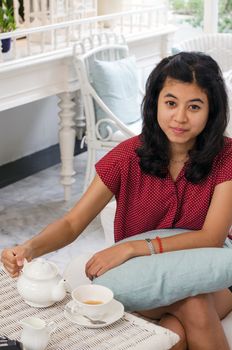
[
  {"x1": 95, "y1": 136, "x2": 140, "y2": 194},
  {"x1": 95, "y1": 145, "x2": 122, "y2": 195},
  {"x1": 215, "y1": 137, "x2": 232, "y2": 185}
]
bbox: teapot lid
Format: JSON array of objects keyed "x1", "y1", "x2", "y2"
[{"x1": 23, "y1": 259, "x2": 58, "y2": 280}]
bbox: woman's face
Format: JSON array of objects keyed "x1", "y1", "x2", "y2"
[{"x1": 157, "y1": 78, "x2": 209, "y2": 150}]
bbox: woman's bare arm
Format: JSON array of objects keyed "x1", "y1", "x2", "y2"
[
  {"x1": 85, "y1": 180, "x2": 232, "y2": 279},
  {"x1": 0, "y1": 175, "x2": 113, "y2": 276}
]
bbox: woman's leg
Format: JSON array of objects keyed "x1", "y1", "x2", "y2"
[
  {"x1": 171, "y1": 293, "x2": 230, "y2": 350},
  {"x1": 159, "y1": 314, "x2": 187, "y2": 350},
  {"x1": 139, "y1": 289, "x2": 232, "y2": 350},
  {"x1": 212, "y1": 288, "x2": 232, "y2": 318}
]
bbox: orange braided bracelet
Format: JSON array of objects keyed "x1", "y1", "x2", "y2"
[{"x1": 156, "y1": 236, "x2": 163, "y2": 253}]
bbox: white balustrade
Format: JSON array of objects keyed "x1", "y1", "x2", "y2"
[
  {"x1": 13, "y1": 0, "x2": 97, "y2": 28},
  {"x1": 0, "y1": 6, "x2": 171, "y2": 64}
]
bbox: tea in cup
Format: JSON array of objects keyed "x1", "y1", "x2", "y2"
[{"x1": 70, "y1": 284, "x2": 113, "y2": 320}]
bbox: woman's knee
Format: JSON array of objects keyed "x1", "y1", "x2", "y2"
[{"x1": 172, "y1": 294, "x2": 214, "y2": 328}]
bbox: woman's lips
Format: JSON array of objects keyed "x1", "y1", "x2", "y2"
[{"x1": 171, "y1": 127, "x2": 188, "y2": 135}]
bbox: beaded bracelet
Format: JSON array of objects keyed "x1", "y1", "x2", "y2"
[{"x1": 145, "y1": 238, "x2": 155, "y2": 255}]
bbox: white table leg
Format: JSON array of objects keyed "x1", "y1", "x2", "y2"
[
  {"x1": 75, "y1": 89, "x2": 86, "y2": 140},
  {"x1": 58, "y1": 92, "x2": 76, "y2": 201}
]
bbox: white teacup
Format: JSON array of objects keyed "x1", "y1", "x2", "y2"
[{"x1": 70, "y1": 284, "x2": 114, "y2": 320}]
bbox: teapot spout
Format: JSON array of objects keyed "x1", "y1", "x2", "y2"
[{"x1": 51, "y1": 279, "x2": 66, "y2": 302}]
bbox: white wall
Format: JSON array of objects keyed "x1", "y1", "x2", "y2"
[{"x1": 0, "y1": 96, "x2": 59, "y2": 166}]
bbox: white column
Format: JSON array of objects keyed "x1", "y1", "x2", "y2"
[
  {"x1": 58, "y1": 92, "x2": 76, "y2": 201},
  {"x1": 204, "y1": 0, "x2": 219, "y2": 33}
]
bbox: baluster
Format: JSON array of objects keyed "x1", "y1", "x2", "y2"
[
  {"x1": 120, "y1": 16, "x2": 123, "y2": 34},
  {"x1": 0, "y1": 43, "x2": 3, "y2": 62},
  {"x1": 33, "y1": 0, "x2": 39, "y2": 23},
  {"x1": 41, "y1": 0, "x2": 47, "y2": 24},
  {"x1": 13, "y1": 0, "x2": 20, "y2": 27},
  {"x1": 65, "y1": 27, "x2": 69, "y2": 47},
  {"x1": 12, "y1": 37, "x2": 17, "y2": 59},
  {"x1": 65, "y1": 0, "x2": 69, "y2": 20},
  {"x1": 27, "y1": 33, "x2": 31, "y2": 56},
  {"x1": 23, "y1": 0, "x2": 30, "y2": 26},
  {"x1": 41, "y1": 31, "x2": 45, "y2": 52},
  {"x1": 160, "y1": 31, "x2": 174, "y2": 58},
  {"x1": 50, "y1": 0, "x2": 54, "y2": 24},
  {"x1": 54, "y1": 28, "x2": 57, "y2": 50}
]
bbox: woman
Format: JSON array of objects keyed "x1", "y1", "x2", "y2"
[{"x1": 1, "y1": 52, "x2": 232, "y2": 349}]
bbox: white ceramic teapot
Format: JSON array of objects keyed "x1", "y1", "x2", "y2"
[{"x1": 17, "y1": 258, "x2": 66, "y2": 307}]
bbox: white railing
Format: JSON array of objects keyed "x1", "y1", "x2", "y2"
[
  {"x1": 13, "y1": 0, "x2": 97, "y2": 28},
  {"x1": 0, "y1": 5, "x2": 169, "y2": 64}
]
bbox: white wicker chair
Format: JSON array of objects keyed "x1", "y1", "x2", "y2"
[
  {"x1": 172, "y1": 33, "x2": 232, "y2": 73},
  {"x1": 73, "y1": 34, "x2": 142, "y2": 190}
]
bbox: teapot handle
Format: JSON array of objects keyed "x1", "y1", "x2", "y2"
[
  {"x1": 23, "y1": 258, "x2": 29, "y2": 265},
  {"x1": 18, "y1": 259, "x2": 28, "y2": 275}
]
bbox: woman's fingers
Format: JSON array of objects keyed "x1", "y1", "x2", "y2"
[
  {"x1": 85, "y1": 256, "x2": 95, "y2": 271},
  {"x1": 0, "y1": 246, "x2": 27, "y2": 277},
  {"x1": 85, "y1": 254, "x2": 115, "y2": 279},
  {"x1": 85, "y1": 243, "x2": 131, "y2": 279},
  {"x1": 85, "y1": 258, "x2": 103, "y2": 280}
]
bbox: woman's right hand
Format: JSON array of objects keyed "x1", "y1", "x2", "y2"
[{"x1": 0, "y1": 245, "x2": 31, "y2": 277}]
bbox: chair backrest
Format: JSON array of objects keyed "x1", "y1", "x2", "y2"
[
  {"x1": 73, "y1": 34, "x2": 141, "y2": 148},
  {"x1": 173, "y1": 33, "x2": 232, "y2": 73},
  {"x1": 73, "y1": 34, "x2": 142, "y2": 189}
]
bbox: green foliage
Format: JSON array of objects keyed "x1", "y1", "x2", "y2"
[
  {"x1": 218, "y1": 0, "x2": 232, "y2": 32},
  {"x1": 170, "y1": 0, "x2": 232, "y2": 33},
  {"x1": 169, "y1": 0, "x2": 203, "y2": 14},
  {"x1": 0, "y1": 0, "x2": 16, "y2": 33}
]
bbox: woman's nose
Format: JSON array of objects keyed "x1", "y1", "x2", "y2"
[{"x1": 173, "y1": 107, "x2": 187, "y2": 123}]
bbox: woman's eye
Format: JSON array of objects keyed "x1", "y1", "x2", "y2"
[
  {"x1": 166, "y1": 101, "x2": 176, "y2": 107},
  {"x1": 189, "y1": 104, "x2": 200, "y2": 111}
]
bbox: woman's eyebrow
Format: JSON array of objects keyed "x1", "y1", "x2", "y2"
[
  {"x1": 164, "y1": 93, "x2": 204, "y2": 104},
  {"x1": 164, "y1": 93, "x2": 177, "y2": 99},
  {"x1": 189, "y1": 98, "x2": 204, "y2": 104}
]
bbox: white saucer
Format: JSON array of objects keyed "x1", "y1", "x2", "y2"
[{"x1": 64, "y1": 299, "x2": 124, "y2": 328}]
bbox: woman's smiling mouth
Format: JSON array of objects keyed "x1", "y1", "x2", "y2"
[{"x1": 170, "y1": 127, "x2": 188, "y2": 135}]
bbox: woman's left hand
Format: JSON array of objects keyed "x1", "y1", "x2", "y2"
[{"x1": 85, "y1": 242, "x2": 133, "y2": 280}]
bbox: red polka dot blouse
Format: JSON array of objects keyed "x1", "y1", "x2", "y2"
[{"x1": 95, "y1": 136, "x2": 232, "y2": 242}]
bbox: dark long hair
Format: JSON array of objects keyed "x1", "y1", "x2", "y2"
[{"x1": 136, "y1": 51, "x2": 229, "y2": 183}]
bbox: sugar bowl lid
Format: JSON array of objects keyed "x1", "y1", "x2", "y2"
[{"x1": 22, "y1": 258, "x2": 58, "y2": 280}]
